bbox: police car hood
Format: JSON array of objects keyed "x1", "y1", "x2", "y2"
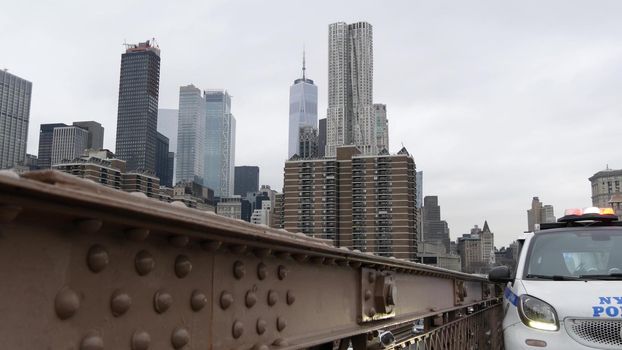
[{"x1": 521, "y1": 280, "x2": 622, "y2": 318}]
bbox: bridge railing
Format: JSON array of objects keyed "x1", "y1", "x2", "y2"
[{"x1": 0, "y1": 170, "x2": 503, "y2": 349}]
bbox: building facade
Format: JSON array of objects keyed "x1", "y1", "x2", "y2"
[
  {"x1": 298, "y1": 125, "x2": 319, "y2": 159},
  {"x1": 326, "y1": 22, "x2": 375, "y2": 157},
  {"x1": 115, "y1": 40, "x2": 161, "y2": 173},
  {"x1": 176, "y1": 85, "x2": 205, "y2": 184},
  {"x1": 422, "y1": 196, "x2": 450, "y2": 252},
  {"x1": 288, "y1": 53, "x2": 318, "y2": 158},
  {"x1": 283, "y1": 145, "x2": 418, "y2": 260},
  {"x1": 589, "y1": 168, "x2": 622, "y2": 208},
  {"x1": 0, "y1": 70, "x2": 32, "y2": 169},
  {"x1": 527, "y1": 196, "x2": 556, "y2": 231},
  {"x1": 251, "y1": 200, "x2": 272, "y2": 226},
  {"x1": 38, "y1": 123, "x2": 68, "y2": 169},
  {"x1": 72, "y1": 121, "x2": 104, "y2": 150},
  {"x1": 155, "y1": 132, "x2": 172, "y2": 187},
  {"x1": 51, "y1": 126, "x2": 89, "y2": 165},
  {"x1": 374, "y1": 104, "x2": 388, "y2": 152},
  {"x1": 205, "y1": 90, "x2": 235, "y2": 197},
  {"x1": 217, "y1": 196, "x2": 242, "y2": 219},
  {"x1": 318, "y1": 118, "x2": 326, "y2": 157},
  {"x1": 234, "y1": 166, "x2": 259, "y2": 196}
]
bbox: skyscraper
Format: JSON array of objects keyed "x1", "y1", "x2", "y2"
[
  {"x1": 205, "y1": 90, "x2": 235, "y2": 197},
  {"x1": 298, "y1": 125, "x2": 319, "y2": 159},
  {"x1": 318, "y1": 118, "x2": 326, "y2": 157},
  {"x1": 158, "y1": 108, "x2": 179, "y2": 184},
  {"x1": 72, "y1": 121, "x2": 104, "y2": 150},
  {"x1": 51, "y1": 126, "x2": 89, "y2": 165},
  {"x1": 527, "y1": 196, "x2": 556, "y2": 231},
  {"x1": 0, "y1": 70, "x2": 32, "y2": 169},
  {"x1": 155, "y1": 132, "x2": 172, "y2": 187},
  {"x1": 115, "y1": 40, "x2": 161, "y2": 173},
  {"x1": 283, "y1": 145, "x2": 418, "y2": 260},
  {"x1": 38, "y1": 123, "x2": 68, "y2": 169},
  {"x1": 234, "y1": 166, "x2": 259, "y2": 196},
  {"x1": 374, "y1": 104, "x2": 388, "y2": 152},
  {"x1": 326, "y1": 22, "x2": 375, "y2": 157},
  {"x1": 176, "y1": 85, "x2": 205, "y2": 184},
  {"x1": 422, "y1": 196, "x2": 450, "y2": 252},
  {"x1": 288, "y1": 51, "x2": 318, "y2": 158}
]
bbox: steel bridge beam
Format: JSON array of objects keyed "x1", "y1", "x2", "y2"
[{"x1": 0, "y1": 171, "x2": 502, "y2": 349}]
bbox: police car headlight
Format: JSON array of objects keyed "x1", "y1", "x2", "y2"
[{"x1": 518, "y1": 295, "x2": 559, "y2": 331}]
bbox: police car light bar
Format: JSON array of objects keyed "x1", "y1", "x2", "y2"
[{"x1": 558, "y1": 207, "x2": 618, "y2": 223}]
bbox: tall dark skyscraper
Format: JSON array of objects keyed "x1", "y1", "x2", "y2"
[
  {"x1": 115, "y1": 40, "x2": 161, "y2": 173},
  {"x1": 318, "y1": 118, "x2": 326, "y2": 157},
  {"x1": 234, "y1": 166, "x2": 259, "y2": 196},
  {"x1": 38, "y1": 123, "x2": 68, "y2": 169},
  {"x1": 155, "y1": 132, "x2": 172, "y2": 187},
  {"x1": 422, "y1": 196, "x2": 450, "y2": 252}
]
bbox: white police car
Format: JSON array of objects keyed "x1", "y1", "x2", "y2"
[{"x1": 489, "y1": 207, "x2": 622, "y2": 349}]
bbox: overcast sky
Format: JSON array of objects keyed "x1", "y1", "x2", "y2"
[{"x1": 3, "y1": 0, "x2": 621, "y2": 247}]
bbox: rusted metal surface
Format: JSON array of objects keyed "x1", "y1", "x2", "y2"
[{"x1": 0, "y1": 170, "x2": 502, "y2": 349}]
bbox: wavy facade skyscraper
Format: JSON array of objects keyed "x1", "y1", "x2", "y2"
[{"x1": 326, "y1": 22, "x2": 375, "y2": 157}]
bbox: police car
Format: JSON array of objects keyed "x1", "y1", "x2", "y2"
[{"x1": 489, "y1": 207, "x2": 622, "y2": 349}]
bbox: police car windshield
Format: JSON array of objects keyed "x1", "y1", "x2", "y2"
[{"x1": 524, "y1": 229, "x2": 622, "y2": 279}]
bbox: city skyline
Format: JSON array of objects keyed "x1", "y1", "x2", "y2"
[{"x1": 3, "y1": 0, "x2": 622, "y2": 246}]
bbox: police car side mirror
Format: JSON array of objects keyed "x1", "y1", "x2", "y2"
[{"x1": 488, "y1": 266, "x2": 512, "y2": 283}]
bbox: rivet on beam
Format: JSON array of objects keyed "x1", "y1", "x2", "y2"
[
  {"x1": 229, "y1": 244, "x2": 247, "y2": 254},
  {"x1": 233, "y1": 260, "x2": 246, "y2": 279},
  {"x1": 174, "y1": 255, "x2": 192, "y2": 278},
  {"x1": 292, "y1": 253, "x2": 308, "y2": 263},
  {"x1": 267, "y1": 290, "x2": 279, "y2": 306},
  {"x1": 276, "y1": 317, "x2": 287, "y2": 332},
  {"x1": 154, "y1": 290, "x2": 173, "y2": 314},
  {"x1": 286, "y1": 290, "x2": 296, "y2": 305},
  {"x1": 201, "y1": 240, "x2": 222, "y2": 252},
  {"x1": 135, "y1": 250, "x2": 155, "y2": 276},
  {"x1": 169, "y1": 235, "x2": 189, "y2": 248},
  {"x1": 73, "y1": 219, "x2": 102, "y2": 234},
  {"x1": 86, "y1": 244, "x2": 109, "y2": 273},
  {"x1": 110, "y1": 290, "x2": 131, "y2": 317},
  {"x1": 80, "y1": 332, "x2": 103, "y2": 350},
  {"x1": 256, "y1": 318, "x2": 267, "y2": 335},
  {"x1": 272, "y1": 338, "x2": 289, "y2": 347},
  {"x1": 0, "y1": 204, "x2": 21, "y2": 224},
  {"x1": 55, "y1": 287, "x2": 80, "y2": 320},
  {"x1": 191, "y1": 290, "x2": 208, "y2": 311},
  {"x1": 232, "y1": 320, "x2": 244, "y2": 339},
  {"x1": 220, "y1": 291, "x2": 234, "y2": 310},
  {"x1": 171, "y1": 327, "x2": 190, "y2": 349},
  {"x1": 257, "y1": 262, "x2": 267, "y2": 280},
  {"x1": 277, "y1": 265, "x2": 289, "y2": 280},
  {"x1": 126, "y1": 228, "x2": 150, "y2": 242},
  {"x1": 349, "y1": 261, "x2": 362, "y2": 269},
  {"x1": 131, "y1": 331, "x2": 151, "y2": 350},
  {"x1": 253, "y1": 248, "x2": 271, "y2": 258}
]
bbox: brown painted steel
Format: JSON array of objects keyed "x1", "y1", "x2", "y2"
[{"x1": 0, "y1": 170, "x2": 503, "y2": 349}]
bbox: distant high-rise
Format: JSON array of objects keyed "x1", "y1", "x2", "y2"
[
  {"x1": 589, "y1": 168, "x2": 622, "y2": 208},
  {"x1": 155, "y1": 132, "x2": 172, "y2": 187},
  {"x1": 115, "y1": 40, "x2": 161, "y2": 173},
  {"x1": 234, "y1": 166, "x2": 259, "y2": 196},
  {"x1": 158, "y1": 108, "x2": 179, "y2": 184},
  {"x1": 0, "y1": 70, "x2": 32, "y2": 169},
  {"x1": 73, "y1": 121, "x2": 104, "y2": 150},
  {"x1": 176, "y1": 85, "x2": 205, "y2": 184},
  {"x1": 318, "y1": 118, "x2": 326, "y2": 157},
  {"x1": 298, "y1": 125, "x2": 319, "y2": 159},
  {"x1": 527, "y1": 196, "x2": 556, "y2": 231},
  {"x1": 326, "y1": 22, "x2": 375, "y2": 157},
  {"x1": 38, "y1": 123, "x2": 68, "y2": 169},
  {"x1": 205, "y1": 90, "x2": 236, "y2": 197},
  {"x1": 422, "y1": 196, "x2": 450, "y2": 252},
  {"x1": 283, "y1": 146, "x2": 418, "y2": 260},
  {"x1": 51, "y1": 126, "x2": 89, "y2": 165},
  {"x1": 415, "y1": 171, "x2": 423, "y2": 209},
  {"x1": 288, "y1": 51, "x2": 318, "y2": 158},
  {"x1": 374, "y1": 104, "x2": 388, "y2": 152}
]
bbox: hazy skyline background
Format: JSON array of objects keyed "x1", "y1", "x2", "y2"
[{"x1": 3, "y1": 0, "x2": 621, "y2": 246}]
